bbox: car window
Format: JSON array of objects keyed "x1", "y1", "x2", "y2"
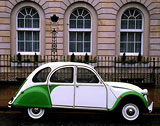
[
  {"x1": 50, "y1": 67, "x2": 73, "y2": 83},
  {"x1": 77, "y1": 68, "x2": 99, "y2": 83},
  {"x1": 32, "y1": 67, "x2": 51, "y2": 82}
]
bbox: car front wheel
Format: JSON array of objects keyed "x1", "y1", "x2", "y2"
[
  {"x1": 27, "y1": 108, "x2": 45, "y2": 119},
  {"x1": 121, "y1": 103, "x2": 140, "y2": 121}
]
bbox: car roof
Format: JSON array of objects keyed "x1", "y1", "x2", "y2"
[
  {"x1": 40, "y1": 62, "x2": 93, "y2": 69},
  {"x1": 27, "y1": 62, "x2": 94, "y2": 79}
]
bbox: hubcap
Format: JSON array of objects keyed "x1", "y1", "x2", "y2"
[
  {"x1": 32, "y1": 108, "x2": 40, "y2": 114},
  {"x1": 127, "y1": 108, "x2": 135, "y2": 116}
]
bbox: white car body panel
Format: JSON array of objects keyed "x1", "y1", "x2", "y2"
[
  {"x1": 50, "y1": 86, "x2": 74, "y2": 106},
  {"x1": 75, "y1": 85, "x2": 106, "y2": 108}
]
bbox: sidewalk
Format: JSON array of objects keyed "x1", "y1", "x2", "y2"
[{"x1": 0, "y1": 83, "x2": 160, "y2": 110}]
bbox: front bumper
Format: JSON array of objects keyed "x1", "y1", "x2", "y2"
[
  {"x1": 8, "y1": 100, "x2": 12, "y2": 108},
  {"x1": 148, "y1": 102, "x2": 154, "y2": 113}
]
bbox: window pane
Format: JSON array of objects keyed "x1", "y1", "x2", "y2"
[
  {"x1": 18, "y1": 42, "x2": 24, "y2": 52},
  {"x1": 129, "y1": 19, "x2": 135, "y2": 29},
  {"x1": 77, "y1": 32, "x2": 83, "y2": 41},
  {"x1": 82, "y1": 10, "x2": 88, "y2": 17},
  {"x1": 136, "y1": 20, "x2": 142, "y2": 29},
  {"x1": 33, "y1": 32, "x2": 39, "y2": 40},
  {"x1": 25, "y1": 42, "x2": 32, "y2": 52},
  {"x1": 18, "y1": 19, "x2": 24, "y2": 28},
  {"x1": 33, "y1": 42, "x2": 39, "y2": 52},
  {"x1": 120, "y1": 43, "x2": 126, "y2": 52},
  {"x1": 70, "y1": 14, "x2": 76, "y2": 19},
  {"x1": 26, "y1": 8, "x2": 31, "y2": 14},
  {"x1": 84, "y1": 42, "x2": 90, "y2": 52},
  {"x1": 77, "y1": 68, "x2": 99, "y2": 83},
  {"x1": 77, "y1": 17, "x2": 83, "y2": 28},
  {"x1": 21, "y1": 9, "x2": 26, "y2": 15},
  {"x1": 136, "y1": 32, "x2": 141, "y2": 41},
  {"x1": 70, "y1": 20, "x2": 76, "y2": 28},
  {"x1": 25, "y1": 15, "x2": 32, "y2": 28},
  {"x1": 85, "y1": 20, "x2": 91, "y2": 28},
  {"x1": 84, "y1": 32, "x2": 90, "y2": 41},
  {"x1": 26, "y1": 31, "x2": 32, "y2": 40},
  {"x1": 77, "y1": 42, "x2": 83, "y2": 52},
  {"x1": 128, "y1": 43, "x2": 134, "y2": 52},
  {"x1": 33, "y1": 67, "x2": 51, "y2": 82},
  {"x1": 73, "y1": 10, "x2": 78, "y2": 16},
  {"x1": 69, "y1": 42, "x2": 76, "y2": 52},
  {"x1": 135, "y1": 43, "x2": 141, "y2": 53},
  {"x1": 69, "y1": 32, "x2": 76, "y2": 41},
  {"x1": 128, "y1": 33, "x2": 134, "y2": 41},
  {"x1": 33, "y1": 19, "x2": 39, "y2": 28},
  {"x1": 18, "y1": 31, "x2": 24, "y2": 40},
  {"x1": 78, "y1": 9, "x2": 83, "y2": 15},
  {"x1": 50, "y1": 67, "x2": 73, "y2": 83},
  {"x1": 121, "y1": 20, "x2": 127, "y2": 29},
  {"x1": 120, "y1": 32, "x2": 127, "y2": 41}
]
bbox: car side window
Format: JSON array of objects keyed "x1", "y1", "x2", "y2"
[
  {"x1": 77, "y1": 68, "x2": 99, "y2": 83},
  {"x1": 32, "y1": 67, "x2": 51, "y2": 82},
  {"x1": 50, "y1": 67, "x2": 73, "y2": 83}
]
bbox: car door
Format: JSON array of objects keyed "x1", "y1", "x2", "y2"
[
  {"x1": 48, "y1": 66, "x2": 75, "y2": 107},
  {"x1": 75, "y1": 67, "x2": 107, "y2": 109}
]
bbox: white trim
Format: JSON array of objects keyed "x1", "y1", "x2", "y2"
[{"x1": 16, "y1": 52, "x2": 40, "y2": 55}]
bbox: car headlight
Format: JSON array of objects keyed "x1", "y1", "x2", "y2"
[{"x1": 141, "y1": 89, "x2": 148, "y2": 95}]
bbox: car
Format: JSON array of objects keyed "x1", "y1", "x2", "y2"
[{"x1": 8, "y1": 62, "x2": 153, "y2": 121}]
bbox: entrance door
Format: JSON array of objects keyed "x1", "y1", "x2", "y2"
[{"x1": 75, "y1": 67, "x2": 107, "y2": 109}]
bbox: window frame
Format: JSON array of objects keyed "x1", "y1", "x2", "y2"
[
  {"x1": 32, "y1": 67, "x2": 51, "y2": 83},
  {"x1": 68, "y1": 8, "x2": 92, "y2": 55},
  {"x1": 16, "y1": 7, "x2": 40, "y2": 55},
  {"x1": 76, "y1": 66, "x2": 100, "y2": 85},
  {"x1": 120, "y1": 8, "x2": 144, "y2": 56},
  {"x1": 49, "y1": 66, "x2": 75, "y2": 85}
]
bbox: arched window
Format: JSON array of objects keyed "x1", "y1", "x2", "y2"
[
  {"x1": 120, "y1": 8, "x2": 143, "y2": 55},
  {"x1": 69, "y1": 8, "x2": 91, "y2": 55},
  {"x1": 17, "y1": 7, "x2": 40, "y2": 54}
]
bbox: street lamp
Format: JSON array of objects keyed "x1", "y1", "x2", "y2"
[{"x1": 50, "y1": 14, "x2": 59, "y2": 61}]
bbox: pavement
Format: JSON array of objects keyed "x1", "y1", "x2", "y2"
[{"x1": 0, "y1": 82, "x2": 160, "y2": 112}]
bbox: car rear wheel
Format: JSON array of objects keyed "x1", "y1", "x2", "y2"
[
  {"x1": 121, "y1": 103, "x2": 140, "y2": 121},
  {"x1": 27, "y1": 108, "x2": 45, "y2": 119}
]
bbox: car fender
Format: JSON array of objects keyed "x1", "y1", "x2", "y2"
[
  {"x1": 12, "y1": 85, "x2": 52, "y2": 108},
  {"x1": 108, "y1": 91, "x2": 148, "y2": 111}
]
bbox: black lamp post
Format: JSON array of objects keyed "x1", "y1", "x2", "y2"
[{"x1": 50, "y1": 14, "x2": 59, "y2": 61}]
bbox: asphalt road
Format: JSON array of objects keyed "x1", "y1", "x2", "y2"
[{"x1": 0, "y1": 109, "x2": 160, "y2": 126}]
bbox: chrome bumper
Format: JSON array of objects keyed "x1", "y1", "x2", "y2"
[
  {"x1": 8, "y1": 100, "x2": 12, "y2": 108},
  {"x1": 148, "y1": 102, "x2": 153, "y2": 113}
]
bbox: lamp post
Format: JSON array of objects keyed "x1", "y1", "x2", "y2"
[{"x1": 50, "y1": 14, "x2": 59, "y2": 61}]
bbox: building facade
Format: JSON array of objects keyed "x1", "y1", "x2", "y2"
[{"x1": 0, "y1": 0, "x2": 160, "y2": 57}]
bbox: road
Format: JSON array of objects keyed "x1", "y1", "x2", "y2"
[{"x1": 0, "y1": 109, "x2": 160, "y2": 126}]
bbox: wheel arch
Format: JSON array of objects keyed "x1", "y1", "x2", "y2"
[
  {"x1": 13, "y1": 85, "x2": 52, "y2": 108},
  {"x1": 109, "y1": 91, "x2": 148, "y2": 112}
]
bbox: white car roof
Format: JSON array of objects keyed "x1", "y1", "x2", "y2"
[
  {"x1": 27, "y1": 62, "x2": 94, "y2": 79},
  {"x1": 40, "y1": 62, "x2": 93, "y2": 69}
]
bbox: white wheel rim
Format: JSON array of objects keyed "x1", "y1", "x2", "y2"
[
  {"x1": 122, "y1": 103, "x2": 139, "y2": 121},
  {"x1": 27, "y1": 108, "x2": 45, "y2": 119}
]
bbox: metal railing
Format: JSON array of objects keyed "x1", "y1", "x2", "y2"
[{"x1": 0, "y1": 55, "x2": 160, "y2": 86}]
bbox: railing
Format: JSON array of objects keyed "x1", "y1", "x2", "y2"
[{"x1": 0, "y1": 55, "x2": 160, "y2": 87}]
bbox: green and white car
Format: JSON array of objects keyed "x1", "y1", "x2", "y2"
[{"x1": 8, "y1": 62, "x2": 153, "y2": 121}]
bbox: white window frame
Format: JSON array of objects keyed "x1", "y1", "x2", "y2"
[
  {"x1": 120, "y1": 8, "x2": 144, "y2": 56},
  {"x1": 68, "y1": 8, "x2": 92, "y2": 56},
  {"x1": 16, "y1": 7, "x2": 40, "y2": 55}
]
